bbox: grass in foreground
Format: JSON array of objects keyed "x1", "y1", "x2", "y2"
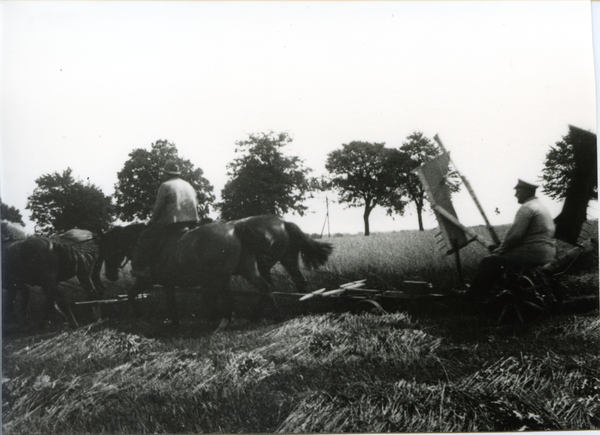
[{"x1": 2, "y1": 310, "x2": 599, "y2": 433}]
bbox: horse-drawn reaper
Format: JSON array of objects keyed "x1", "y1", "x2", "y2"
[
  {"x1": 8, "y1": 129, "x2": 593, "y2": 330},
  {"x1": 298, "y1": 128, "x2": 598, "y2": 324},
  {"x1": 406, "y1": 130, "x2": 597, "y2": 323},
  {"x1": 98, "y1": 126, "x2": 596, "y2": 328}
]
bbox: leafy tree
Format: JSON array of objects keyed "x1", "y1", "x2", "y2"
[
  {"x1": 114, "y1": 139, "x2": 215, "y2": 222},
  {"x1": 325, "y1": 141, "x2": 407, "y2": 236},
  {"x1": 395, "y1": 131, "x2": 460, "y2": 231},
  {"x1": 0, "y1": 200, "x2": 25, "y2": 225},
  {"x1": 218, "y1": 132, "x2": 315, "y2": 220},
  {"x1": 542, "y1": 129, "x2": 598, "y2": 201},
  {"x1": 26, "y1": 168, "x2": 114, "y2": 235}
]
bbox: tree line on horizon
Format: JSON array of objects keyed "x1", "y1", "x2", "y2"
[{"x1": 1, "y1": 128, "x2": 596, "y2": 236}]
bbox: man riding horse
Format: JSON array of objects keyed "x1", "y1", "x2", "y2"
[{"x1": 131, "y1": 162, "x2": 200, "y2": 280}]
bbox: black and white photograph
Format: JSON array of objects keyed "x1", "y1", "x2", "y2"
[{"x1": 1, "y1": 1, "x2": 598, "y2": 433}]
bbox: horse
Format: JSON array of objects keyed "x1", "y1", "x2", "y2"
[
  {"x1": 100, "y1": 215, "x2": 333, "y2": 293},
  {"x1": 99, "y1": 215, "x2": 332, "y2": 328},
  {"x1": 123, "y1": 221, "x2": 246, "y2": 329},
  {"x1": 2, "y1": 220, "x2": 36, "y2": 323},
  {"x1": 1, "y1": 221, "x2": 104, "y2": 328},
  {"x1": 231, "y1": 215, "x2": 333, "y2": 293},
  {"x1": 98, "y1": 222, "x2": 148, "y2": 282}
]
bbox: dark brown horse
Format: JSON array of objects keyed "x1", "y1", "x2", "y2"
[
  {"x1": 100, "y1": 215, "x2": 333, "y2": 293},
  {"x1": 1, "y1": 222, "x2": 104, "y2": 328},
  {"x1": 99, "y1": 215, "x2": 332, "y2": 328},
  {"x1": 231, "y1": 215, "x2": 333, "y2": 292},
  {"x1": 98, "y1": 223, "x2": 148, "y2": 282},
  {"x1": 123, "y1": 221, "x2": 246, "y2": 328}
]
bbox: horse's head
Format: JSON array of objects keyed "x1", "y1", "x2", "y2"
[
  {"x1": 99, "y1": 223, "x2": 147, "y2": 281},
  {"x1": 99, "y1": 226, "x2": 127, "y2": 282}
]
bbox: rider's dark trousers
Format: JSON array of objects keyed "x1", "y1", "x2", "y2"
[
  {"x1": 468, "y1": 254, "x2": 543, "y2": 297},
  {"x1": 132, "y1": 222, "x2": 196, "y2": 273}
]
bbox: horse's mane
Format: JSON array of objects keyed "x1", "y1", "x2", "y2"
[{"x1": 1, "y1": 220, "x2": 30, "y2": 242}]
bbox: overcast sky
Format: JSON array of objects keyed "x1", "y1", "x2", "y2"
[{"x1": 1, "y1": 1, "x2": 597, "y2": 236}]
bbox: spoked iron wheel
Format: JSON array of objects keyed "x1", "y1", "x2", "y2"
[{"x1": 485, "y1": 268, "x2": 559, "y2": 325}]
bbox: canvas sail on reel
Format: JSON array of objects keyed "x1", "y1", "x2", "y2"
[{"x1": 413, "y1": 135, "x2": 499, "y2": 283}]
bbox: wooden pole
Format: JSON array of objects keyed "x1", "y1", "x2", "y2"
[
  {"x1": 327, "y1": 197, "x2": 330, "y2": 237},
  {"x1": 432, "y1": 204, "x2": 494, "y2": 250},
  {"x1": 433, "y1": 134, "x2": 502, "y2": 246},
  {"x1": 320, "y1": 196, "x2": 330, "y2": 238}
]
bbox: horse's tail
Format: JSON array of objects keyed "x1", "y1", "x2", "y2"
[
  {"x1": 54, "y1": 237, "x2": 99, "y2": 275},
  {"x1": 284, "y1": 221, "x2": 333, "y2": 269}
]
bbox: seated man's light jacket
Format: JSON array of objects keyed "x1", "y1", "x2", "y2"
[
  {"x1": 493, "y1": 197, "x2": 555, "y2": 264},
  {"x1": 151, "y1": 178, "x2": 199, "y2": 225}
]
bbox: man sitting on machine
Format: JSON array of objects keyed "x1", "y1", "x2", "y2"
[{"x1": 465, "y1": 179, "x2": 556, "y2": 299}]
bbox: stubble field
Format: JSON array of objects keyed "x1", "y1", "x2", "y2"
[{"x1": 2, "y1": 223, "x2": 599, "y2": 433}]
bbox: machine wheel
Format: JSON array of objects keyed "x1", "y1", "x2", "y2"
[{"x1": 485, "y1": 268, "x2": 557, "y2": 325}]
